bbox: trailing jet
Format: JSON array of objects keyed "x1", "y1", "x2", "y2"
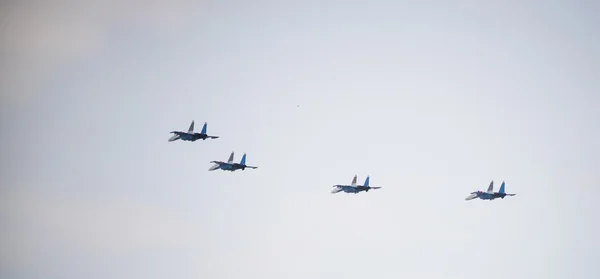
[
  {"x1": 465, "y1": 181, "x2": 516, "y2": 201},
  {"x1": 331, "y1": 175, "x2": 381, "y2": 194},
  {"x1": 168, "y1": 121, "x2": 219, "y2": 142},
  {"x1": 209, "y1": 151, "x2": 258, "y2": 171}
]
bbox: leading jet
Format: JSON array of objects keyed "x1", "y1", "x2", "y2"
[
  {"x1": 168, "y1": 121, "x2": 219, "y2": 142},
  {"x1": 465, "y1": 181, "x2": 516, "y2": 201},
  {"x1": 209, "y1": 151, "x2": 258, "y2": 172},
  {"x1": 331, "y1": 175, "x2": 381, "y2": 194}
]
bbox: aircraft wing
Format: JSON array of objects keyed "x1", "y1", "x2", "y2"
[
  {"x1": 351, "y1": 175, "x2": 357, "y2": 187},
  {"x1": 168, "y1": 134, "x2": 180, "y2": 141},
  {"x1": 209, "y1": 163, "x2": 221, "y2": 171},
  {"x1": 487, "y1": 181, "x2": 494, "y2": 193}
]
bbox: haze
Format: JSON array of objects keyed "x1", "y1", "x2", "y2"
[{"x1": 1, "y1": 1, "x2": 599, "y2": 278}]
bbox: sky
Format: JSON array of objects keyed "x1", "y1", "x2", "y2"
[{"x1": 1, "y1": 1, "x2": 599, "y2": 278}]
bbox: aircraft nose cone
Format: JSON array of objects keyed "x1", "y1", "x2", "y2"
[{"x1": 465, "y1": 193, "x2": 477, "y2": 200}]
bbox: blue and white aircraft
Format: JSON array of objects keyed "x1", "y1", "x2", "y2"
[
  {"x1": 168, "y1": 121, "x2": 219, "y2": 142},
  {"x1": 209, "y1": 151, "x2": 258, "y2": 172},
  {"x1": 331, "y1": 175, "x2": 381, "y2": 194},
  {"x1": 465, "y1": 181, "x2": 516, "y2": 201}
]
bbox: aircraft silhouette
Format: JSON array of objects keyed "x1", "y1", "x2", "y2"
[
  {"x1": 209, "y1": 151, "x2": 258, "y2": 172},
  {"x1": 465, "y1": 181, "x2": 516, "y2": 200},
  {"x1": 168, "y1": 121, "x2": 219, "y2": 142},
  {"x1": 331, "y1": 175, "x2": 381, "y2": 194}
]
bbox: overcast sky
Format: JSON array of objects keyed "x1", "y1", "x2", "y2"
[{"x1": 1, "y1": 1, "x2": 599, "y2": 278}]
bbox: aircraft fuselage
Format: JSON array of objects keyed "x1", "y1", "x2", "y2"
[
  {"x1": 212, "y1": 163, "x2": 251, "y2": 171},
  {"x1": 177, "y1": 133, "x2": 209, "y2": 141},
  {"x1": 467, "y1": 191, "x2": 511, "y2": 200},
  {"x1": 332, "y1": 185, "x2": 373, "y2": 194}
]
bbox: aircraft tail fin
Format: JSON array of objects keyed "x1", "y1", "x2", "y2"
[
  {"x1": 499, "y1": 181, "x2": 506, "y2": 194},
  {"x1": 364, "y1": 176, "x2": 370, "y2": 187},
  {"x1": 351, "y1": 175, "x2": 357, "y2": 186},
  {"x1": 240, "y1": 153, "x2": 247, "y2": 165},
  {"x1": 487, "y1": 180, "x2": 494, "y2": 193},
  {"x1": 227, "y1": 152, "x2": 234, "y2": 163},
  {"x1": 201, "y1": 122, "x2": 207, "y2": 134},
  {"x1": 188, "y1": 121, "x2": 195, "y2": 133}
]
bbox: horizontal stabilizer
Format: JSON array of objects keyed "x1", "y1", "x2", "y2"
[
  {"x1": 209, "y1": 164, "x2": 220, "y2": 171},
  {"x1": 168, "y1": 134, "x2": 180, "y2": 141}
]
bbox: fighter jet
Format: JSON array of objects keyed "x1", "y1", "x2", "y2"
[
  {"x1": 168, "y1": 121, "x2": 219, "y2": 142},
  {"x1": 331, "y1": 175, "x2": 381, "y2": 194},
  {"x1": 209, "y1": 151, "x2": 258, "y2": 171},
  {"x1": 465, "y1": 181, "x2": 516, "y2": 201}
]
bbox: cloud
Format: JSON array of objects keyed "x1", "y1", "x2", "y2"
[
  {"x1": 0, "y1": 187, "x2": 204, "y2": 277},
  {"x1": 0, "y1": 0, "x2": 208, "y2": 109}
]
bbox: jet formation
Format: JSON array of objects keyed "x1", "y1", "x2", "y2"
[
  {"x1": 168, "y1": 120, "x2": 516, "y2": 200},
  {"x1": 465, "y1": 181, "x2": 516, "y2": 201}
]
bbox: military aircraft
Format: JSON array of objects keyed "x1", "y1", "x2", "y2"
[
  {"x1": 168, "y1": 121, "x2": 219, "y2": 142},
  {"x1": 331, "y1": 175, "x2": 381, "y2": 194},
  {"x1": 465, "y1": 181, "x2": 516, "y2": 201},
  {"x1": 209, "y1": 151, "x2": 258, "y2": 171}
]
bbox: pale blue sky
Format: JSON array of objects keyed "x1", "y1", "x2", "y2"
[{"x1": 1, "y1": 1, "x2": 599, "y2": 278}]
